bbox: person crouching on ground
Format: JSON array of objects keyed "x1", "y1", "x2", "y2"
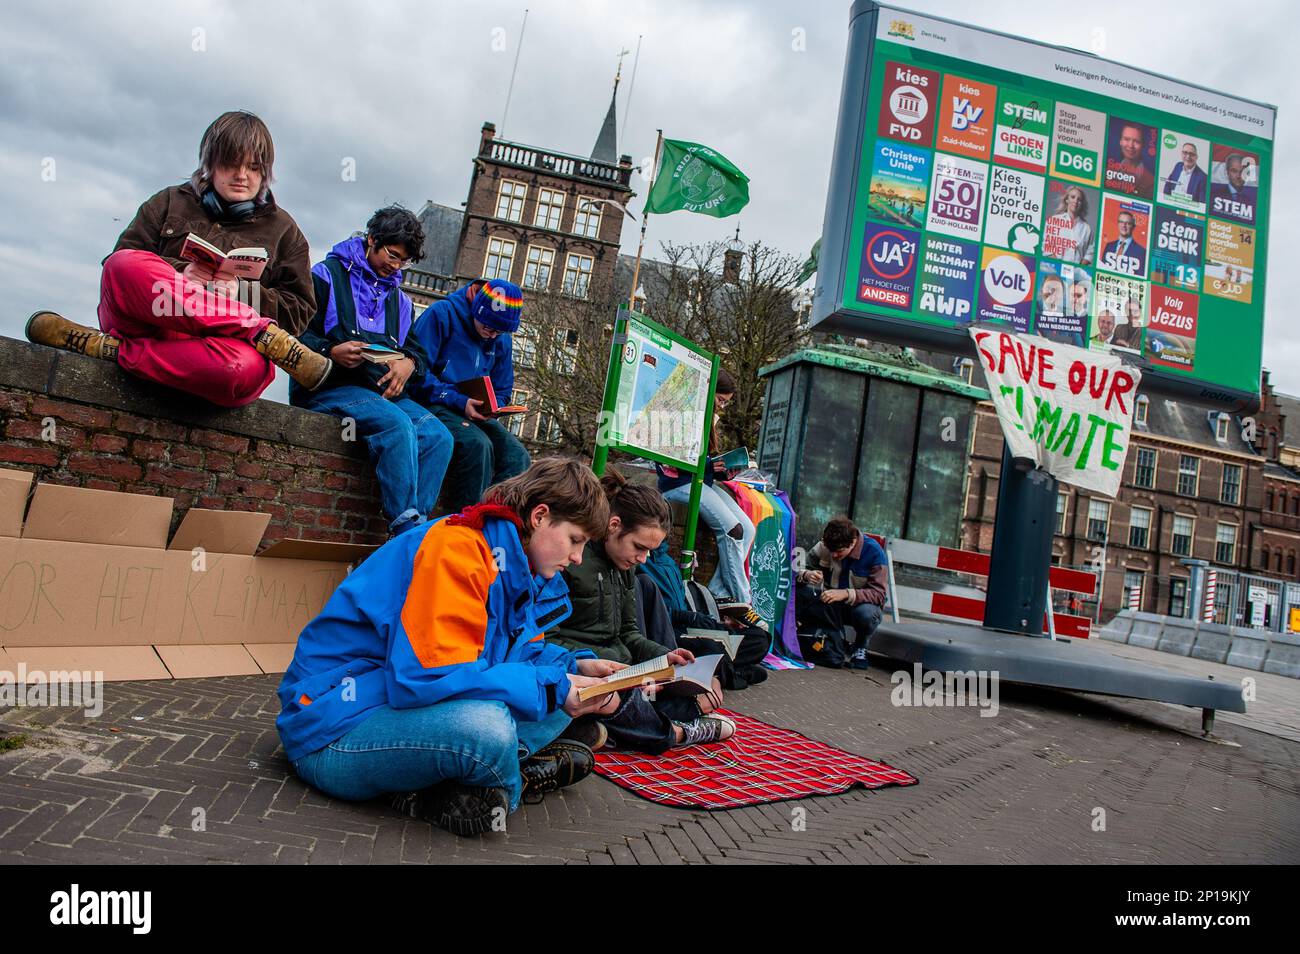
[
  {"x1": 290, "y1": 206, "x2": 453, "y2": 537},
  {"x1": 26, "y1": 110, "x2": 330, "y2": 406},
  {"x1": 408, "y1": 279, "x2": 531, "y2": 511},
  {"x1": 547, "y1": 468, "x2": 736, "y2": 754},
  {"x1": 277, "y1": 457, "x2": 624, "y2": 837},
  {"x1": 795, "y1": 516, "x2": 889, "y2": 670}
]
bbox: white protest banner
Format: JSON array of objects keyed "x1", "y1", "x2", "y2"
[{"x1": 970, "y1": 328, "x2": 1142, "y2": 497}]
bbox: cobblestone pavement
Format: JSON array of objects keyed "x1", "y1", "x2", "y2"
[{"x1": 2, "y1": 648, "x2": 1298, "y2": 864}]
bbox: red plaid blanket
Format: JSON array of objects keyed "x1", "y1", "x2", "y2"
[{"x1": 592, "y1": 709, "x2": 917, "y2": 809}]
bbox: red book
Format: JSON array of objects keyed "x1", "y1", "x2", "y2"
[{"x1": 455, "y1": 376, "x2": 527, "y2": 415}]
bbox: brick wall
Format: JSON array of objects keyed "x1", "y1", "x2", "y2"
[{"x1": 1, "y1": 337, "x2": 387, "y2": 546}]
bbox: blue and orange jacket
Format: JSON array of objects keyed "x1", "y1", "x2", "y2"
[{"x1": 276, "y1": 504, "x2": 594, "y2": 762}]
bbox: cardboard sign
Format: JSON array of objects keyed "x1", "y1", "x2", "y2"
[{"x1": 970, "y1": 329, "x2": 1142, "y2": 497}]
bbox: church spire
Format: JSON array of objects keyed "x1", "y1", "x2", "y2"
[{"x1": 591, "y1": 49, "x2": 628, "y2": 164}]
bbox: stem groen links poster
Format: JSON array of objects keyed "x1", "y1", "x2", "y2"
[{"x1": 818, "y1": 3, "x2": 1274, "y2": 409}]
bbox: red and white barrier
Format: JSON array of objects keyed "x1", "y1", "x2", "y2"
[
  {"x1": 867, "y1": 534, "x2": 1096, "y2": 639},
  {"x1": 1127, "y1": 582, "x2": 1141, "y2": 611},
  {"x1": 1203, "y1": 569, "x2": 1217, "y2": 622}
]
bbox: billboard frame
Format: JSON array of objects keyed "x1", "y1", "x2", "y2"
[{"x1": 812, "y1": 0, "x2": 1277, "y2": 412}]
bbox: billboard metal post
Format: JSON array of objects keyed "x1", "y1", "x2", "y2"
[{"x1": 983, "y1": 446, "x2": 1057, "y2": 635}]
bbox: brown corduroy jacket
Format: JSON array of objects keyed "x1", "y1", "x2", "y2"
[{"x1": 111, "y1": 183, "x2": 315, "y2": 335}]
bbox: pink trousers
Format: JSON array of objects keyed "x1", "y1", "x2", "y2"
[{"x1": 97, "y1": 249, "x2": 276, "y2": 407}]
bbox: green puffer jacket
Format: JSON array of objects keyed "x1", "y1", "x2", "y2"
[{"x1": 546, "y1": 541, "x2": 665, "y2": 664}]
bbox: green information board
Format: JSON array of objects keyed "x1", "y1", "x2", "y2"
[{"x1": 813, "y1": 1, "x2": 1275, "y2": 411}]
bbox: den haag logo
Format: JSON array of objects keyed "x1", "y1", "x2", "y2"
[
  {"x1": 858, "y1": 221, "x2": 921, "y2": 310},
  {"x1": 878, "y1": 61, "x2": 938, "y2": 148}
]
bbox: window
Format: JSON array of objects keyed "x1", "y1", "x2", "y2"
[
  {"x1": 495, "y1": 180, "x2": 527, "y2": 222},
  {"x1": 513, "y1": 325, "x2": 537, "y2": 368},
  {"x1": 1221, "y1": 464, "x2": 1242, "y2": 505},
  {"x1": 482, "y1": 237, "x2": 516, "y2": 281},
  {"x1": 1171, "y1": 514, "x2": 1194, "y2": 557},
  {"x1": 536, "y1": 403, "x2": 565, "y2": 444},
  {"x1": 573, "y1": 197, "x2": 602, "y2": 238},
  {"x1": 1135, "y1": 395, "x2": 1149, "y2": 426},
  {"x1": 1177, "y1": 454, "x2": 1200, "y2": 496},
  {"x1": 1215, "y1": 523, "x2": 1237, "y2": 564},
  {"x1": 1133, "y1": 447, "x2": 1156, "y2": 488},
  {"x1": 1086, "y1": 499, "x2": 1110, "y2": 542},
  {"x1": 534, "y1": 188, "x2": 566, "y2": 230},
  {"x1": 1128, "y1": 506, "x2": 1152, "y2": 549},
  {"x1": 522, "y1": 245, "x2": 555, "y2": 290},
  {"x1": 1123, "y1": 570, "x2": 1144, "y2": 610},
  {"x1": 1169, "y1": 578, "x2": 1188, "y2": 618},
  {"x1": 562, "y1": 253, "x2": 593, "y2": 298},
  {"x1": 1290, "y1": 552, "x2": 1297, "y2": 576},
  {"x1": 1055, "y1": 493, "x2": 1068, "y2": 534},
  {"x1": 1266, "y1": 490, "x2": 1275, "y2": 511},
  {"x1": 1261, "y1": 546, "x2": 1271, "y2": 571},
  {"x1": 1215, "y1": 413, "x2": 1230, "y2": 442},
  {"x1": 505, "y1": 390, "x2": 530, "y2": 437},
  {"x1": 551, "y1": 328, "x2": 578, "y2": 375}
]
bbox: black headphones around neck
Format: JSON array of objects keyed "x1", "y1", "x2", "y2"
[{"x1": 201, "y1": 187, "x2": 257, "y2": 222}]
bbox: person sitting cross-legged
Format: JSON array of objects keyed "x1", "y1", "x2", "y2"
[
  {"x1": 26, "y1": 110, "x2": 329, "y2": 406},
  {"x1": 277, "y1": 458, "x2": 624, "y2": 837},
  {"x1": 407, "y1": 279, "x2": 531, "y2": 512}
]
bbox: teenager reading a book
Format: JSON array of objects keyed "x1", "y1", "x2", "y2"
[
  {"x1": 547, "y1": 469, "x2": 736, "y2": 754},
  {"x1": 654, "y1": 369, "x2": 761, "y2": 628},
  {"x1": 278, "y1": 458, "x2": 626, "y2": 837},
  {"x1": 25, "y1": 110, "x2": 330, "y2": 407},
  {"x1": 408, "y1": 279, "x2": 531, "y2": 511},
  {"x1": 290, "y1": 207, "x2": 453, "y2": 537}
]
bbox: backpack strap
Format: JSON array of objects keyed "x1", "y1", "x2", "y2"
[{"x1": 322, "y1": 256, "x2": 358, "y2": 332}]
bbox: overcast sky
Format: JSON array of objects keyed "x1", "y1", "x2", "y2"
[{"x1": 0, "y1": 0, "x2": 1290, "y2": 404}]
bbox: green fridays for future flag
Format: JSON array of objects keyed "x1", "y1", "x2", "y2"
[{"x1": 644, "y1": 139, "x2": 750, "y2": 217}]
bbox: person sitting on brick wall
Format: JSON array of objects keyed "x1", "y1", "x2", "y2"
[
  {"x1": 290, "y1": 207, "x2": 453, "y2": 537},
  {"x1": 26, "y1": 110, "x2": 330, "y2": 407},
  {"x1": 795, "y1": 516, "x2": 889, "y2": 670},
  {"x1": 546, "y1": 468, "x2": 737, "y2": 755},
  {"x1": 277, "y1": 457, "x2": 624, "y2": 837},
  {"x1": 407, "y1": 279, "x2": 530, "y2": 511}
]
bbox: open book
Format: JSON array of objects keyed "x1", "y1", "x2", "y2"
[
  {"x1": 576, "y1": 653, "x2": 724, "y2": 701},
  {"x1": 456, "y1": 375, "x2": 527, "y2": 415},
  {"x1": 717, "y1": 446, "x2": 751, "y2": 471},
  {"x1": 683, "y1": 627, "x2": 746, "y2": 660},
  {"x1": 180, "y1": 233, "x2": 268, "y2": 281}
]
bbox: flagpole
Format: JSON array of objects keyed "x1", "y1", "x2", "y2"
[{"x1": 628, "y1": 129, "x2": 663, "y2": 311}]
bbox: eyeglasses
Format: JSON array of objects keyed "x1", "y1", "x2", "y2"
[{"x1": 380, "y1": 246, "x2": 413, "y2": 266}]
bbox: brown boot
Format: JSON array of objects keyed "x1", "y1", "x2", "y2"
[
  {"x1": 253, "y1": 323, "x2": 332, "y2": 391},
  {"x1": 25, "y1": 311, "x2": 120, "y2": 361}
]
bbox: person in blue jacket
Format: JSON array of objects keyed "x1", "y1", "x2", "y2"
[
  {"x1": 277, "y1": 457, "x2": 626, "y2": 836},
  {"x1": 408, "y1": 278, "x2": 531, "y2": 511},
  {"x1": 292, "y1": 207, "x2": 453, "y2": 536}
]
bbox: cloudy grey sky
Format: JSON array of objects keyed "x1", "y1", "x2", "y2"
[{"x1": 0, "y1": 0, "x2": 1291, "y2": 403}]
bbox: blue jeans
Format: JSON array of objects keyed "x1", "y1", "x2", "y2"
[
  {"x1": 430, "y1": 406, "x2": 531, "y2": 511},
  {"x1": 847, "y1": 602, "x2": 883, "y2": 651},
  {"x1": 663, "y1": 483, "x2": 755, "y2": 604},
  {"x1": 294, "y1": 385, "x2": 453, "y2": 531},
  {"x1": 290, "y1": 701, "x2": 571, "y2": 812}
]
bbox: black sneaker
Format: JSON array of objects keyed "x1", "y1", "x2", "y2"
[
  {"x1": 521, "y1": 739, "x2": 595, "y2": 802},
  {"x1": 558, "y1": 718, "x2": 608, "y2": 751},
  {"x1": 849, "y1": 647, "x2": 871, "y2": 670},
  {"x1": 390, "y1": 782, "x2": 509, "y2": 837}
]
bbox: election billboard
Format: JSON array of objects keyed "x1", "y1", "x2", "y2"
[{"x1": 813, "y1": 1, "x2": 1275, "y2": 411}]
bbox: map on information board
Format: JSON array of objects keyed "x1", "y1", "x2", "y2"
[{"x1": 608, "y1": 315, "x2": 715, "y2": 469}]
